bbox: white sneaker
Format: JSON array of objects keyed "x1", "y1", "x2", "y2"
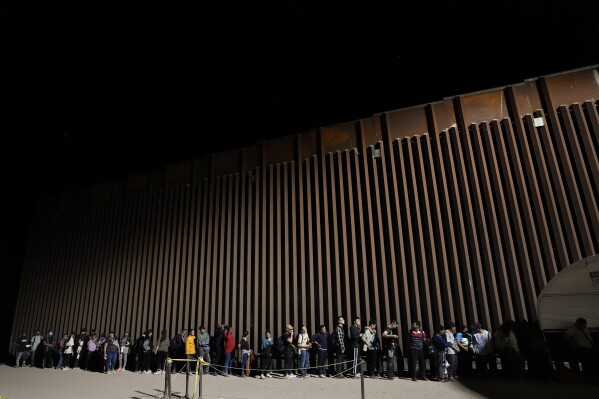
[
  {"x1": 266, "y1": 373, "x2": 272, "y2": 378},
  {"x1": 260, "y1": 374, "x2": 265, "y2": 379}
]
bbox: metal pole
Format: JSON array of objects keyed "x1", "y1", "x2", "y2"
[
  {"x1": 163, "y1": 358, "x2": 171, "y2": 399},
  {"x1": 360, "y1": 360, "x2": 365, "y2": 399},
  {"x1": 199, "y1": 357, "x2": 203, "y2": 399},
  {"x1": 184, "y1": 360, "x2": 190, "y2": 399}
]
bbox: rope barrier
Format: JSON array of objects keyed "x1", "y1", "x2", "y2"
[{"x1": 163, "y1": 356, "x2": 368, "y2": 399}]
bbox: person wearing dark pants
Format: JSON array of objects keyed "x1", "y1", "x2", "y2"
[
  {"x1": 383, "y1": 320, "x2": 400, "y2": 380},
  {"x1": 408, "y1": 320, "x2": 429, "y2": 381},
  {"x1": 312, "y1": 325, "x2": 330, "y2": 378},
  {"x1": 362, "y1": 320, "x2": 380, "y2": 378},
  {"x1": 349, "y1": 317, "x2": 363, "y2": 378},
  {"x1": 333, "y1": 316, "x2": 347, "y2": 378}
]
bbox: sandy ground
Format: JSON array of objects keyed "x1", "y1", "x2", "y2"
[{"x1": 0, "y1": 363, "x2": 597, "y2": 399}]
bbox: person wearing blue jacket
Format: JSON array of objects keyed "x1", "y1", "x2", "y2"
[{"x1": 432, "y1": 325, "x2": 454, "y2": 382}]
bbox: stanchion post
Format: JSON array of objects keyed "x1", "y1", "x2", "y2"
[
  {"x1": 184, "y1": 360, "x2": 190, "y2": 399},
  {"x1": 163, "y1": 358, "x2": 171, "y2": 399},
  {"x1": 199, "y1": 357, "x2": 203, "y2": 399},
  {"x1": 360, "y1": 360, "x2": 365, "y2": 399}
]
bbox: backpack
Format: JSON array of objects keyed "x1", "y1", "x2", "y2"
[
  {"x1": 274, "y1": 334, "x2": 285, "y2": 356},
  {"x1": 169, "y1": 336, "x2": 179, "y2": 353}
]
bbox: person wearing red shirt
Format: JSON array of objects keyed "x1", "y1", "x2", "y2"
[{"x1": 223, "y1": 326, "x2": 235, "y2": 376}]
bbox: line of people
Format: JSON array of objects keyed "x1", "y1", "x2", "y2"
[{"x1": 12, "y1": 317, "x2": 596, "y2": 383}]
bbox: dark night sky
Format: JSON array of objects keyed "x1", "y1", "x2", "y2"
[{"x1": 3, "y1": 3, "x2": 598, "y2": 357}]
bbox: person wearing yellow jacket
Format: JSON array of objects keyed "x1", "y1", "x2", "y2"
[{"x1": 185, "y1": 329, "x2": 197, "y2": 375}]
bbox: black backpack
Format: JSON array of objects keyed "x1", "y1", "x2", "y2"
[
  {"x1": 274, "y1": 334, "x2": 285, "y2": 356},
  {"x1": 168, "y1": 336, "x2": 179, "y2": 353}
]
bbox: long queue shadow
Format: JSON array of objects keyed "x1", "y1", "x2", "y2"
[{"x1": 455, "y1": 372, "x2": 598, "y2": 399}]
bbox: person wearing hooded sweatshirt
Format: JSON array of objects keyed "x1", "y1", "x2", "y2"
[
  {"x1": 185, "y1": 328, "x2": 197, "y2": 375},
  {"x1": 62, "y1": 332, "x2": 76, "y2": 370},
  {"x1": 223, "y1": 326, "x2": 235, "y2": 376},
  {"x1": 14, "y1": 331, "x2": 31, "y2": 367},
  {"x1": 41, "y1": 330, "x2": 56, "y2": 369}
]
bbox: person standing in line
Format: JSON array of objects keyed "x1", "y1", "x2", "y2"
[
  {"x1": 362, "y1": 320, "x2": 379, "y2": 378},
  {"x1": 118, "y1": 330, "x2": 133, "y2": 372},
  {"x1": 41, "y1": 330, "x2": 55, "y2": 369},
  {"x1": 408, "y1": 320, "x2": 429, "y2": 382},
  {"x1": 444, "y1": 322, "x2": 459, "y2": 381},
  {"x1": 311, "y1": 325, "x2": 330, "y2": 378},
  {"x1": 86, "y1": 333, "x2": 99, "y2": 372},
  {"x1": 73, "y1": 327, "x2": 88, "y2": 369},
  {"x1": 154, "y1": 329, "x2": 170, "y2": 375},
  {"x1": 197, "y1": 325, "x2": 211, "y2": 375},
  {"x1": 494, "y1": 320, "x2": 522, "y2": 378},
  {"x1": 260, "y1": 330, "x2": 274, "y2": 379},
  {"x1": 212, "y1": 323, "x2": 224, "y2": 376},
  {"x1": 174, "y1": 328, "x2": 188, "y2": 373},
  {"x1": 282, "y1": 324, "x2": 296, "y2": 378},
  {"x1": 141, "y1": 329, "x2": 154, "y2": 374},
  {"x1": 62, "y1": 331, "x2": 75, "y2": 370},
  {"x1": 432, "y1": 325, "x2": 454, "y2": 382},
  {"x1": 333, "y1": 316, "x2": 346, "y2": 378},
  {"x1": 238, "y1": 330, "x2": 251, "y2": 377},
  {"x1": 185, "y1": 328, "x2": 198, "y2": 374},
  {"x1": 563, "y1": 317, "x2": 595, "y2": 381},
  {"x1": 103, "y1": 330, "x2": 120, "y2": 374},
  {"x1": 349, "y1": 317, "x2": 363, "y2": 378},
  {"x1": 29, "y1": 329, "x2": 43, "y2": 367},
  {"x1": 296, "y1": 325, "x2": 312, "y2": 378},
  {"x1": 383, "y1": 320, "x2": 400, "y2": 380},
  {"x1": 223, "y1": 325, "x2": 235, "y2": 376},
  {"x1": 455, "y1": 325, "x2": 473, "y2": 377},
  {"x1": 470, "y1": 322, "x2": 495, "y2": 378},
  {"x1": 14, "y1": 331, "x2": 31, "y2": 368},
  {"x1": 56, "y1": 333, "x2": 66, "y2": 369}
]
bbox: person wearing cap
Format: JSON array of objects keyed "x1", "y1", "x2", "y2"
[
  {"x1": 470, "y1": 322, "x2": 495, "y2": 377},
  {"x1": 41, "y1": 330, "x2": 56, "y2": 369},
  {"x1": 73, "y1": 327, "x2": 88, "y2": 369},
  {"x1": 283, "y1": 324, "x2": 296, "y2": 378},
  {"x1": 310, "y1": 325, "x2": 328, "y2": 377}
]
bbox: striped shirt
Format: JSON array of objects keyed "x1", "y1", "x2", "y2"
[{"x1": 409, "y1": 329, "x2": 427, "y2": 350}]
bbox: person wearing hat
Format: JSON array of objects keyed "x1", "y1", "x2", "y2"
[
  {"x1": 283, "y1": 324, "x2": 296, "y2": 378},
  {"x1": 470, "y1": 322, "x2": 495, "y2": 377}
]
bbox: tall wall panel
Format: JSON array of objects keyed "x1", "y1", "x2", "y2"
[{"x1": 10, "y1": 66, "x2": 599, "y2": 354}]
